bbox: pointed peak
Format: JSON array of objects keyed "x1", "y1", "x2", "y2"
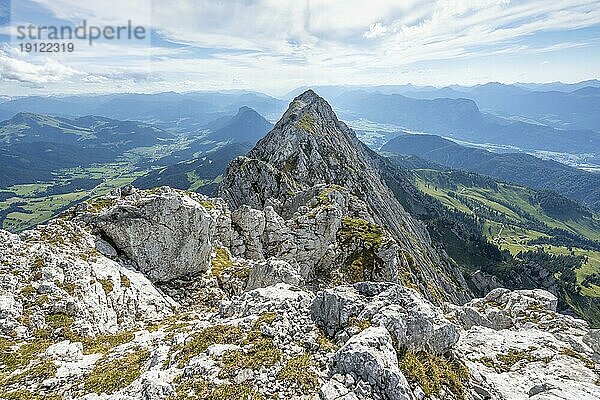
[
  {"x1": 237, "y1": 106, "x2": 254, "y2": 114},
  {"x1": 277, "y1": 89, "x2": 337, "y2": 127},
  {"x1": 290, "y1": 89, "x2": 327, "y2": 110},
  {"x1": 296, "y1": 89, "x2": 319, "y2": 102}
]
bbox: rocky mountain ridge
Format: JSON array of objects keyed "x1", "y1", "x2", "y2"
[
  {"x1": 1, "y1": 91, "x2": 599, "y2": 400},
  {"x1": 218, "y1": 90, "x2": 470, "y2": 305}
]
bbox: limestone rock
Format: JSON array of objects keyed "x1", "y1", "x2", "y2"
[
  {"x1": 245, "y1": 259, "x2": 303, "y2": 290},
  {"x1": 312, "y1": 283, "x2": 459, "y2": 355},
  {"x1": 87, "y1": 187, "x2": 214, "y2": 283},
  {"x1": 331, "y1": 326, "x2": 413, "y2": 400}
]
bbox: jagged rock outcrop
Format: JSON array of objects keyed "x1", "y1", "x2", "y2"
[
  {"x1": 312, "y1": 282, "x2": 459, "y2": 356},
  {"x1": 2, "y1": 187, "x2": 600, "y2": 400},
  {"x1": 80, "y1": 187, "x2": 215, "y2": 283},
  {"x1": 218, "y1": 89, "x2": 471, "y2": 304},
  {"x1": 0, "y1": 220, "x2": 175, "y2": 339}
]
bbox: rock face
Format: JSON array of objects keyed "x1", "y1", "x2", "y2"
[
  {"x1": 0, "y1": 220, "x2": 175, "y2": 339},
  {"x1": 85, "y1": 187, "x2": 214, "y2": 282},
  {"x1": 311, "y1": 282, "x2": 459, "y2": 355},
  {"x1": 1, "y1": 91, "x2": 599, "y2": 400}
]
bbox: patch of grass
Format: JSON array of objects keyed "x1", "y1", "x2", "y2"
[
  {"x1": 316, "y1": 331, "x2": 337, "y2": 353},
  {"x1": 0, "y1": 338, "x2": 52, "y2": 373},
  {"x1": 199, "y1": 200, "x2": 214, "y2": 210},
  {"x1": 219, "y1": 312, "x2": 281, "y2": 377},
  {"x1": 479, "y1": 348, "x2": 549, "y2": 373},
  {"x1": 277, "y1": 353, "x2": 318, "y2": 393},
  {"x1": 210, "y1": 247, "x2": 250, "y2": 280},
  {"x1": 252, "y1": 312, "x2": 277, "y2": 330},
  {"x1": 86, "y1": 198, "x2": 116, "y2": 213},
  {"x1": 338, "y1": 217, "x2": 384, "y2": 248},
  {"x1": 335, "y1": 216, "x2": 388, "y2": 285},
  {"x1": 171, "y1": 375, "x2": 209, "y2": 399},
  {"x1": 206, "y1": 384, "x2": 263, "y2": 400},
  {"x1": 46, "y1": 313, "x2": 74, "y2": 330},
  {"x1": 84, "y1": 347, "x2": 150, "y2": 394},
  {"x1": 342, "y1": 249, "x2": 383, "y2": 283},
  {"x1": 176, "y1": 325, "x2": 243, "y2": 366},
  {"x1": 219, "y1": 337, "x2": 280, "y2": 377},
  {"x1": 61, "y1": 283, "x2": 76, "y2": 296},
  {"x1": 211, "y1": 247, "x2": 234, "y2": 277},
  {"x1": 79, "y1": 248, "x2": 100, "y2": 262},
  {"x1": 98, "y1": 278, "x2": 114, "y2": 294},
  {"x1": 3, "y1": 359, "x2": 57, "y2": 386},
  {"x1": 119, "y1": 273, "x2": 131, "y2": 288},
  {"x1": 398, "y1": 350, "x2": 469, "y2": 400},
  {"x1": 296, "y1": 113, "x2": 315, "y2": 133},
  {"x1": 20, "y1": 284, "x2": 36, "y2": 297},
  {"x1": 0, "y1": 389, "x2": 62, "y2": 400},
  {"x1": 81, "y1": 331, "x2": 135, "y2": 355},
  {"x1": 560, "y1": 347, "x2": 595, "y2": 370}
]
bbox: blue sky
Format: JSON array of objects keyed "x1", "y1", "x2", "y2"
[{"x1": 0, "y1": 0, "x2": 598, "y2": 96}]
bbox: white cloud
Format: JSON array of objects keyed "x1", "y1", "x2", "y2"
[
  {"x1": 364, "y1": 22, "x2": 388, "y2": 39},
  {"x1": 0, "y1": 53, "x2": 81, "y2": 83},
  {"x1": 2, "y1": 0, "x2": 599, "y2": 93}
]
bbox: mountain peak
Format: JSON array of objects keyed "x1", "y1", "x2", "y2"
[
  {"x1": 295, "y1": 88, "x2": 319, "y2": 103},
  {"x1": 237, "y1": 105, "x2": 254, "y2": 114},
  {"x1": 206, "y1": 106, "x2": 272, "y2": 144},
  {"x1": 290, "y1": 89, "x2": 331, "y2": 112},
  {"x1": 272, "y1": 89, "x2": 345, "y2": 135}
]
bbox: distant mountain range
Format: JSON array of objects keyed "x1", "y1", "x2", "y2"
[
  {"x1": 381, "y1": 134, "x2": 600, "y2": 212},
  {"x1": 331, "y1": 90, "x2": 599, "y2": 153},
  {"x1": 132, "y1": 107, "x2": 271, "y2": 192},
  {"x1": 0, "y1": 112, "x2": 173, "y2": 146},
  {"x1": 0, "y1": 105, "x2": 272, "y2": 190},
  {"x1": 0, "y1": 91, "x2": 285, "y2": 135},
  {"x1": 401, "y1": 82, "x2": 600, "y2": 131}
]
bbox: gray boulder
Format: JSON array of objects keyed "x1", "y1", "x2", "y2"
[
  {"x1": 332, "y1": 326, "x2": 413, "y2": 400},
  {"x1": 90, "y1": 188, "x2": 214, "y2": 282},
  {"x1": 245, "y1": 259, "x2": 302, "y2": 290}
]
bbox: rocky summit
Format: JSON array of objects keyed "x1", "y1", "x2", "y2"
[{"x1": 1, "y1": 91, "x2": 599, "y2": 400}]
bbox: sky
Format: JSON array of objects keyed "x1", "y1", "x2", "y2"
[{"x1": 0, "y1": 0, "x2": 599, "y2": 96}]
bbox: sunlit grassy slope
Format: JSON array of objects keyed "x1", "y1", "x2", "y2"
[{"x1": 414, "y1": 168, "x2": 600, "y2": 298}]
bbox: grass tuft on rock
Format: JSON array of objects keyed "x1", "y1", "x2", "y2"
[
  {"x1": 211, "y1": 247, "x2": 234, "y2": 277},
  {"x1": 296, "y1": 113, "x2": 315, "y2": 133},
  {"x1": 176, "y1": 325, "x2": 243, "y2": 366},
  {"x1": 0, "y1": 338, "x2": 53, "y2": 373},
  {"x1": 0, "y1": 389, "x2": 62, "y2": 400},
  {"x1": 2, "y1": 358, "x2": 57, "y2": 387},
  {"x1": 84, "y1": 347, "x2": 150, "y2": 394},
  {"x1": 277, "y1": 353, "x2": 318, "y2": 393},
  {"x1": 338, "y1": 217, "x2": 384, "y2": 248},
  {"x1": 206, "y1": 384, "x2": 263, "y2": 400},
  {"x1": 81, "y1": 331, "x2": 135, "y2": 355},
  {"x1": 398, "y1": 350, "x2": 469, "y2": 400},
  {"x1": 86, "y1": 198, "x2": 116, "y2": 213},
  {"x1": 219, "y1": 312, "x2": 281, "y2": 377}
]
